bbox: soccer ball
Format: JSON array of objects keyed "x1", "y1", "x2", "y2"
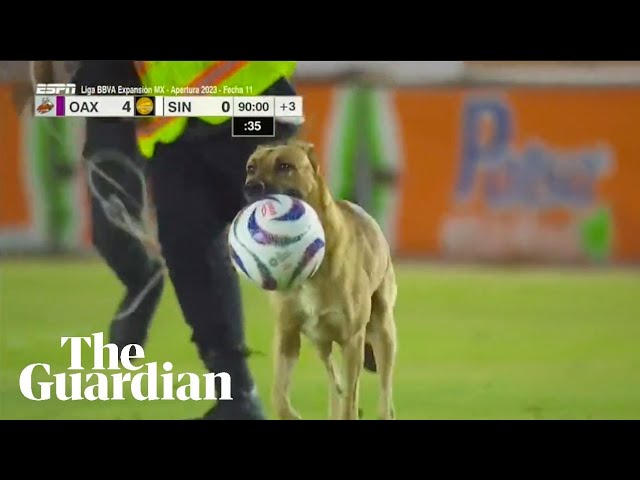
[{"x1": 228, "y1": 194, "x2": 326, "y2": 291}]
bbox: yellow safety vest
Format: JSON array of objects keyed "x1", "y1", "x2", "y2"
[{"x1": 134, "y1": 61, "x2": 297, "y2": 158}]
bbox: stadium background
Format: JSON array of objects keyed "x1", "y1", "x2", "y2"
[{"x1": 1, "y1": 61, "x2": 639, "y2": 419}]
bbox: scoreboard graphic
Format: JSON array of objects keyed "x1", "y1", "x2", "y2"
[{"x1": 33, "y1": 93, "x2": 304, "y2": 138}]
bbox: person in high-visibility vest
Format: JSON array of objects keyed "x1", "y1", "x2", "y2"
[
  {"x1": 23, "y1": 61, "x2": 165, "y2": 357},
  {"x1": 133, "y1": 61, "x2": 300, "y2": 420}
]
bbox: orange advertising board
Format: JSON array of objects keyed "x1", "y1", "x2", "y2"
[
  {"x1": 0, "y1": 85, "x2": 30, "y2": 229},
  {"x1": 297, "y1": 85, "x2": 640, "y2": 262}
]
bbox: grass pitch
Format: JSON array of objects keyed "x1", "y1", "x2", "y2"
[{"x1": 1, "y1": 258, "x2": 639, "y2": 420}]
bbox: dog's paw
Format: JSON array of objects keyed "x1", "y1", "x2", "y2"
[
  {"x1": 279, "y1": 409, "x2": 302, "y2": 420},
  {"x1": 275, "y1": 403, "x2": 302, "y2": 420},
  {"x1": 378, "y1": 406, "x2": 395, "y2": 420}
]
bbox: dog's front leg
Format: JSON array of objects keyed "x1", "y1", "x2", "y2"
[
  {"x1": 316, "y1": 341, "x2": 342, "y2": 420},
  {"x1": 340, "y1": 330, "x2": 366, "y2": 420},
  {"x1": 272, "y1": 324, "x2": 302, "y2": 420}
]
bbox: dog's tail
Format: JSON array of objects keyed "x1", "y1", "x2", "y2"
[{"x1": 364, "y1": 343, "x2": 377, "y2": 373}]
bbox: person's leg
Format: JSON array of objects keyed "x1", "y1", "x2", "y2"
[
  {"x1": 150, "y1": 120, "x2": 298, "y2": 419},
  {"x1": 84, "y1": 119, "x2": 164, "y2": 353},
  {"x1": 32, "y1": 118, "x2": 76, "y2": 252},
  {"x1": 325, "y1": 85, "x2": 359, "y2": 203},
  {"x1": 360, "y1": 86, "x2": 402, "y2": 249}
]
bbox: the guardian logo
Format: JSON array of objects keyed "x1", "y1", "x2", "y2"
[{"x1": 19, "y1": 333, "x2": 232, "y2": 402}]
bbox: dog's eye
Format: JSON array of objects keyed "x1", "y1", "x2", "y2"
[
  {"x1": 277, "y1": 162, "x2": 294, "y2": 172},
  {"x1": 246, "y1": 164, "x2": 256, "y2": 174}
]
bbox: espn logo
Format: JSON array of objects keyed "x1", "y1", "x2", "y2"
[{"x1": 35, "y1": 83, "x2": 76, "y2": 95}]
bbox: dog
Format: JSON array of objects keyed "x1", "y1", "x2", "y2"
[{"x1": 243, "y1": 139, "x2": 398, "y2": 420}]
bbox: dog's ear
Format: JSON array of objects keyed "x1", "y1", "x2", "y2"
[
  {"x1": 293, "y1": 139, "x2": 314, "y2": 154},
  {"x1": 253, "y1": 144, "x2": 270, "y2": 156},
  {"x1": 292, "y1": 140, "x2": 320, "y2": 174},
  {"x1": 249, "y1": 144, "x2": 272, "y2": 164}
]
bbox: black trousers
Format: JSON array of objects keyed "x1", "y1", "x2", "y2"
[
  {"x1": 150, "y1": 117, "x2": 298, "y2": 391},
  {"x1": 84, "y1": 118, "x2": 164, "y2": 329}
]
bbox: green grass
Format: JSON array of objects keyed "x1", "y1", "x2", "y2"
[{"x1": 1, "y1": 259, "x2": 639, "y2": 420}]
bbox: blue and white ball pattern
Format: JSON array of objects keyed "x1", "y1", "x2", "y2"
[{"x1": 228, "y1": 194, "x2": 326, "y2": 291}]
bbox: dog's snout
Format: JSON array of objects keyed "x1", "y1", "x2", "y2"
[
  {"x1": 244, "y1": 181, "x2": 265, "y2": 195},
  {"x1": 244, "y1": 181, "x2": 266, "y2": 201}
]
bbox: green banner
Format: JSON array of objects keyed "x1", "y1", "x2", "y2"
[
  {"x1": 28, "y1": 118, "x2": 84, "y2": 252},
  {"x1": 325, "y1": 85, "x2": 403, "y2": 250}
]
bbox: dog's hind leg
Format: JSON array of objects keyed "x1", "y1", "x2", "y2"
[
  {"x1": 367, "y1": 314, "x2": 396, "y2": 419},
  {"x1": 341, "y1": 328, "x2": 367, "y2": 420},
  {"x1": 367, "y1": 268, "x2": 397, "y2": 420}
]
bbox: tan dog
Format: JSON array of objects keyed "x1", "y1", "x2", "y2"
[{"x1": 243, "y1": 140, "x2": 398, "y2": 420}]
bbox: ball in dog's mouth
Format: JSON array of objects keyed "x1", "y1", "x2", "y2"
[{"x1": 283, "y1": 188, "x2": 304, "y2": 199}]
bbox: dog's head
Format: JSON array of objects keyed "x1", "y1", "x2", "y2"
[{"x1": 243, "y1": 140, "x2": 321, "y2": 204}]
